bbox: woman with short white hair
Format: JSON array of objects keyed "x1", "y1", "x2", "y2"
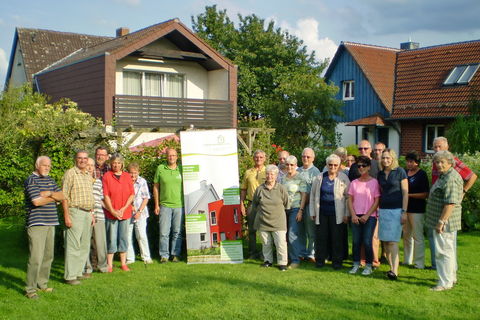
[
  {"x1": 310, "y1": 154, "x2": 350, "y2": 269},
  {"x1": 252, "y1": 165, "x2": 289, "y2": 271}
]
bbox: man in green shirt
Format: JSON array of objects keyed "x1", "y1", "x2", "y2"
[{"x1": 154, "y1": 148, "x2": 184, "y2": 263}]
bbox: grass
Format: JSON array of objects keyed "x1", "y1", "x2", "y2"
[{"x1": 1, "y1": 220, "x2": 479, "y2": 320}]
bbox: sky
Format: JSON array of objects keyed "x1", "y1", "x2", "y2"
[{"x1": 1, "y1": 0, "x2": 480, "y2": 90}]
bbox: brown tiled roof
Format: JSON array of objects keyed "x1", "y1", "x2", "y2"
[
  {"x1": 343, "y1": 42, "x2": 399, "y2": 112},
  {"x1": 346, "y1": 114, "x2": 385, "y2": 126},
  {"x1": 16, "y1": 28, "x2": 112, "y2": 82},
  {"x1": 391, "y1": 40, "x2": 480, "y2": 119}
]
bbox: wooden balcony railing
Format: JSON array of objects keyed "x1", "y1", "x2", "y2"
[{"x1": 114, "y1": 95, "x2": 234, "y2": 129}]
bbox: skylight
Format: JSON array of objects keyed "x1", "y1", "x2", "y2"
[{"x1": 443, "y1": 64, "x2": 479, "y2": 85}]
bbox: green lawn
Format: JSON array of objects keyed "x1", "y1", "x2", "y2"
[{"x1": 0, "y1": 220, "x2": 479, "y2": 320}]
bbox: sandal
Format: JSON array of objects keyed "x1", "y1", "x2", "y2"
[{"x1": 25, "y1": 292, "x2": 39, "y2": 299}]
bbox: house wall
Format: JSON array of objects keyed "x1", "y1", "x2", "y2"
[
  {"x1": 326, "y1": 50, "x2": 389, "y2": 122},
  {"x1": 400, "y1": 119, "x2": 451, "y2": 156},
  {"x1": 35, "y1": 55, "x2": 106, "y2": 120},
  {"x1": 336, "y1": 123, "x2": 400, "y2": 155},
  {"x1": 208, "y1": 69, "x2": 229, "y2": 100},
  {"x1": 8, "y1": 43, "x2": 27, "y2": 87}
]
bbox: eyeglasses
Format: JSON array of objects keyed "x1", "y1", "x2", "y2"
[
  {"x1": 328, "y1": 163, "x2": 339, "y2": 167},
  {"x1": 358, "y1": 147, "x2": 370, "y2": 151},
  {"x1": 357, "y1": 164, "x2": 369, "y2": 168}
]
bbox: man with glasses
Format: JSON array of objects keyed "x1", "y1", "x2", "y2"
[
  {"x1": 240, "y1": 150, "x2": 267, "y2": 259},
  {"x1": 277, "y1": 150, "x2": 290, "y2": 181},
  {"x1": 297, "y1": 148, "x2": 321, "y2": 262},
  {"x1": 373, "y1": 142, "x2": 386, "y2": 162}
]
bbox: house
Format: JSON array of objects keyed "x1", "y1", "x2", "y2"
[
  {"x1": 185, "y1": 180, "x2": 241, "y2": 250},
  {"x1": 324, "y1": 41, "x2": 400, "y2": 152},
  {"x1": 5, "y1": 19, "x2": 237, "y2": 131},
  {"x1": 391, "y1": 40, "x2": 480, "y2": 155},
  {"x1": 325, "y1": 40, "x2": 480, "y2": 156}
]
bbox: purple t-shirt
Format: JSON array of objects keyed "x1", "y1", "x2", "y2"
[{"x1": 348, "y1": 178, "x2": 381, "y2": 217}]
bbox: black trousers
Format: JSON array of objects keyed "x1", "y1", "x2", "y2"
[{"x1": 315, "y1": 215, "x2": 345, "y2": 266}]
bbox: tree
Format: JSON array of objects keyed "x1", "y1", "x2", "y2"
[
  {"x1": 192, "y1": 6, "x2": 342, "y2": 153},
  {"x1": 446, "y1": 92, "x2": 480, "y2": 154},
  {"x1": 0, "y1": 85, "x2": 108, "y2": 219}
]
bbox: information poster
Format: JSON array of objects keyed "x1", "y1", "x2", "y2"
[{"x1": 180, "y1": 129, "x2": 243, "y2": 264}]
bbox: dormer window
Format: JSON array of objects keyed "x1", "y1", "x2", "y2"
[
  {"x1": 343, "y1": 80, "x2": 354, "y2": 100},
  {"x1": 443, "y1": 64, "x2": 479, "y2": 85}
]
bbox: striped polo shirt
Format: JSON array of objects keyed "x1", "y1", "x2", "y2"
[{"x1": 24, "y1": 172, "x2": 61, "y2": 227}]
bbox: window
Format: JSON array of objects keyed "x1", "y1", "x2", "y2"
[
  {"x1": 443, "y1": 64, "x2": 479, "y2": 85},
  {"x1": 425, "y1": 125, "x2": 445, "y2": 153},
  {"x1": 210, "y1": 211, "x2": 217, "y2": 226},
  {"x1": 220, "y1": 232, "x2": 226, "y2": 241},
  {"x1": 343, "y1": 80, "x2": 355, "y2": 100},
  {"x1": 377, "y1": 128, "x2": 389, "y2": 146},
  {"x1": 233, "y1": 208, "x2": 239, "y2": 224},
  {"x1": 123, "y1": 71, "x2": 185, "y2": 97},
  {"x1": 200, "y1": 233, "x2": 206, "y2": 242},
  {"x1": 212, "y1": 232, "x2": 218, "y2": 245}
]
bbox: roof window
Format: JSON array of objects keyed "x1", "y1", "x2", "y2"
[{"x1": 443, "y1": 64, "x2": 479, "y2": 85}]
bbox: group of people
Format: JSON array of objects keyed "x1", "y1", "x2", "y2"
[
  {"x1": 24, "y1": 147, "x2": 184, "y2": 299},
  {"x1": 23, "y1": 136, "x2": 476, "y2": 299},
  {"x1": 246, "y1": 137, "x2": 476, "y2": 292}
]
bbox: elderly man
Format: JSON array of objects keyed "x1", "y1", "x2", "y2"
[
  {"x1": 277, "y1": 150, "x2": 290, "y2": 181},
  {"x1": 373, "y1": 142, "x2": 386, "y2": 162},
  {"x1": 154, "y1": 148, "x2": 184, "y2": 263},
  {"x1": 428, "y1": 136, "x2": 477, "y2": 269},
  {"x1": 94, "y1": 146, "x2": 110, "y2": 179},
  {"x1": 297, "y1": 147, "x2": 321, "y2": 262},
  {"x1": 24, "y1": 156, "x2": 65, "y2": 299},
  {"x1": 240, "y1": 150, "x2": 267, "y2": 259},
  {"x1": 62, "y1": 151, "x2": 95, "y2": 285}
]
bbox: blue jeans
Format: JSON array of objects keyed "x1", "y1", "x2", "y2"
[
  {"x1": 106, "y1": 219, "x2": 129, "y2": 253},
  {"x1": 301, "y1": 207, "x2": 315, "y2": 259},
  {"x1": 287, "y1": 208, "x2": 304, "y2": 264},
  {"x1": 159, "y1": 206, "x2": 184, "y2": 258},
  {"x1": 351, "y1": 216, "x2": 377, "y2": 264}
]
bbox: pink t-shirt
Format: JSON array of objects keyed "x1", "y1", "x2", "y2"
[{"x1": 348, "y1": 178, "x2": 381, "y2": 217}]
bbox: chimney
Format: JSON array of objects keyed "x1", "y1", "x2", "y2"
[
  {"x1": 400, "y1": 40, "x2": 419, "y2": 50},
  {"x1": 116, "y1": 27, "x2": 130, "y2": 37}
]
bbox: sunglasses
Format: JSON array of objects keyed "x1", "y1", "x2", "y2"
[{"x1": 357, "y1": 164, "x2": 369, "y2": 168}]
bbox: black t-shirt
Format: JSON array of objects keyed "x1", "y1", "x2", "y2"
[
  {"x1": 406, "y1": 169, "x2": 429, "y2": 213},
  {"x1": 377, "y1": 167, "x2": 407, "y2": 209}
]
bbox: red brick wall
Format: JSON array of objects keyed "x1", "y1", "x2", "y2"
[{"x1": 400, "y1": 119, "x2": 452, "y2": 157}]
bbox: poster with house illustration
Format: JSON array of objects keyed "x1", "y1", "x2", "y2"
[{"x1": 180, "y1": 129, "x2": 243, "y2": 264}]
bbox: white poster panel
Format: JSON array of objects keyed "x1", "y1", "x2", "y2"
[{"x1": 180, "y1": 129, "x2": 243, "y2": 264}]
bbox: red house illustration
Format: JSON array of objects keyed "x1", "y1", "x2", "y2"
[{"x1": 208, "y1": 200, "x2": 242, "y2": 246}]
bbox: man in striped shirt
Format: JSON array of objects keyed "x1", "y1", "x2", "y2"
[
  {"x1": 62, "y1": 151, "x2": 95, "y2": 285},
  {"x1": 24, "y1": 156, "x2": 65, "y2": 299}
]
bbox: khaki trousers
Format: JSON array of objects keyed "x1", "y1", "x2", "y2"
[
  {"x1": 259, "y1": 230, "x2": 288, "y2": 266},
  {"x1": 64, "y1": 208, "x2": 92, "y2": 280},
  {"x1": 26, "y1": 226, "x2": 55, "y2": 293}
]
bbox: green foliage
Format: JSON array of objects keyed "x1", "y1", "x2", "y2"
[
  {"x1": 192, "y1": 5, "x2": 342, "y2": 152},
  {"x1": 446, "y1": 94, "x2": 480, "y2": 154},
  {"x1": 0, "y1": 85, "x2": 107, "y2": 219}
]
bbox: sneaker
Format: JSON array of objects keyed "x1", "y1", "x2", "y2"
[
  {"x1": 430, "y1": 285, "x2": 452, "y2": 292},
  {"x1": 144, "y1": 259, "x2": 153, "y2": 264},
  {"x1": 25, "y1": 292, "x2": 39, "y2": 299},
  {"x1": 160, "y1": 257, "x2": 168, "y2": 264},
  {"x1": 278, "y1": 265, "x2": 288, "y2": 271},
  {"x1": 261, "y1": 261, "x2": 273, "y2": 268},
  {"x1": 171, "y1": 256, "x2": 180, "y2": 263},
  {"x1": 361, "y1": 265, "x2": 373, "y2": 276},
  {"x1": 349, "y1": 265, "x2": 360, "y2": 274},
  {"x1": 120, "y1": 265, "x2": 130, "y2": 271},
  {"x1": 65, "y1": 279, "x2": 81, "y2": 285}
]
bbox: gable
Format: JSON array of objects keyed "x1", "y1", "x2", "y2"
[{"x1": 392, "y1": 40, "x2": 480, "y2": 119}]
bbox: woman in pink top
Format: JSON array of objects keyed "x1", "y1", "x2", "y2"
[{"x1": 347, "y1": 156, "x2": 381, "y2": 276}]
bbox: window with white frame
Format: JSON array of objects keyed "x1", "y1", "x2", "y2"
[
  {"x1": 123, "y1": 71, "x2": 185, "y2": 98},
  {"x1": 233, "y1": 208, "x2": 239, "y2": 224},
  {"x1": 212, "y1": 232, "x2": 218, "y2": 245},
  {"x1": 425, "y1": 125, "x2": 445, "y2": 153},
  {"x1": 343, "y1": 80, "x2": 355, "y2": 100},
  {"x1": 210, "y1": 211, "x2": 217, "y2": 226},
  {"x1": 443, "y1": 64, "x2": 479, "y2": 85}
]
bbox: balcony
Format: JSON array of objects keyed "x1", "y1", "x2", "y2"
[{"x1": 114, "y1": 95, "x2": 235, "y2": 129}]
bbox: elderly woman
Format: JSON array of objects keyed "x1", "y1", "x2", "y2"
[
  {"x1": 252, "y1": 165, "x2": 289, "y2": 271},
  {"x1": 310, "y1": 154, "x2": 350, "y2": 269},
  {"x1": 403, "y1": 152, "x2": 429, "y2": 269},
  {"x1": 377, "y1": 149, "x2": 408, "y2": 280},
  {"x1": 425, "y1": 151, "x2": 463, "y2": 291},
  {"x1": 102, "y1": 153, "x2": 135, "y2": 272},
  {"x1": 279, "y1": 155, "x2": 308, "y2": 269},
  {"x1": 348, "y1": 156, "x2": 380, "y2": 275}
]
